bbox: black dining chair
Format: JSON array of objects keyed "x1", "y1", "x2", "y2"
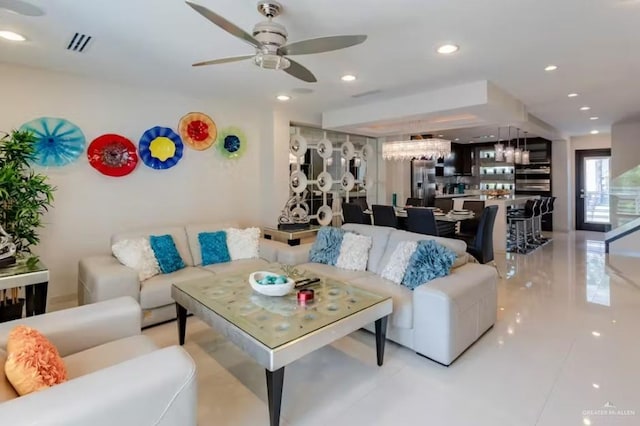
[
  {"x1": 405, "y1": 197, "x2": 424, "y2": 207},
  {"x1": 406, "y1": 207, "x2": 438, "y2": 236},
  {"x1": 434, "y1": 198, "x2": 454, "y2": 212},
  {"x1": 342, "y1": 203, "x2": 367, "y2": 224},
  {"x1": 460, "y1": 205, "x2": 501, "y2": 277},
  {"x1": 372, "y1": 205, "x2": 398, "y2": 228},
  {"x1": 458, "y1": 200, "x2": 485, "y2": 237},
  {"x1": 352, "y1": 197, "x2": 370, "y2": 212}
]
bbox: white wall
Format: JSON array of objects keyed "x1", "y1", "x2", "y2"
[
  {"x1": 0, "y1": 63, "x2": 275, "y2": 300},
  {"x1": 569, "y1": 134, "x2": 612, "y2": 230},
  {"x1": 611, "y1": 116, "x2": 640, "y2": 178},
  {"x1": 552, "y1": 139, "x2": 570, "y2": 231}
]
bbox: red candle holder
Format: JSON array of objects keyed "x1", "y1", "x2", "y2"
[{"x1": 297, "y1": 289, "x2": 314, "y2": 304}]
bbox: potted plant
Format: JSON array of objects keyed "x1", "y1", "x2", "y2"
[{"x1": 0, "y1": 129, "x2": 55, "y2": 320}]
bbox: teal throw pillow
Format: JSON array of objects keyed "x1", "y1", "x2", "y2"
[
  {"x1": 402, "y1": 240, "x2": 457, "y2": 290},
  {"x1": 309, "y1": 227, "x2": 345, "y2": 265},
  {"x1": 149, "y1": 234, "x2": 185, "y2": 274},
  {"x1": 198, "y1": 231, "x2": 230, "y2": 266}
]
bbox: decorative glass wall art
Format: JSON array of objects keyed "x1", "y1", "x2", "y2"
[
  {"x1": 217, "y1": 127, "x2": 247, "y2": 159},
  {"x1": 139, "y1": 126, "x2": 184, "y2": 170},
  {"x1": 88, "y1": 134, "x2": 138, "y2": 177},
  {"x1": 178, "y1": 112, "x2": 217, "y2": 151},
  {"x1": 19, "y1": 117, "x2": 85, "y2": 167}
]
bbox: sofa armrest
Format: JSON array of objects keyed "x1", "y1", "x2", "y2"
[
  {"x1": 0, "y1": 346, "x2": 197, "y2": 426},
  {"x1": 0, "y1": 297, "x2": 141, "y2": 357},
  {"x1": 412, "y1": 263, "x2": 498, "y2": 365},
  {"x1": 276, "y1": 242, "x2": 313, "y2": 265},
  {"x1": 78, "y1": 255, "x2": 140, "y2": 305}
]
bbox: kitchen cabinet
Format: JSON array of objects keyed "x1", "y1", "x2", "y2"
[{"x1": 452, "y1": 143, "x2": 474, "y2": 175}]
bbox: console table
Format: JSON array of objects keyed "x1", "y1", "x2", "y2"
[
  {"x1": 0, "y1": 260, "x2": 49, "y2": 318},
  {"x1": 262, "y1": 226, "x2": 320, "y2": 246}
]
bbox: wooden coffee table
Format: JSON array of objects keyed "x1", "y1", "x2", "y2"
[{"x1": 172, "y1": 264, "x2": 392, "y2": 426}]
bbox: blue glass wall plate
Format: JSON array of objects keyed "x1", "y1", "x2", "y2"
[
  {"x1": 138, "y1": 126, "x2": 184, "y2": 170},
  {"x1": 217, "y1": 126, "x2": 247, "y2": 160},
  {"x1": 19, "y1": 117, "x2": 86, "y2": 167}
]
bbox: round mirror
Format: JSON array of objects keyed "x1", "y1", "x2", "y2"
[
  {"x1": 289, "y1": 171, "x2": 307, "y2": 194},
  {"x1": 341, "y1": 172, "x2": 355, "y2": 191},
  {"x1": 317, "y1": 138, "x2": 333, "y2": 159},
  {"x1": 289, "y1": 134, "x2": 307, "y2": 157},
  {"x1": 317, "y1": 205, "x2": 333, "y2": 226},
  {"x1": 341, "y1": 141, "x2": 355, "y2": 160},
  {"x1": 317, "y1": 171, "x2": 333, "y2": 192}
]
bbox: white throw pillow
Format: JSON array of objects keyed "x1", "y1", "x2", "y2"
[
  {"x1": 380, "y1": 241, "x2": 418, "y2": 284},
  {"x1": 336, "y1": 232, "x2": 372, "y2": 271},
  {"x1": 226, "y1": 227, "x2": 260, "y2": 260},
  {"x1": 112, "y1": 237, "x2": 160, "y2": 281}
]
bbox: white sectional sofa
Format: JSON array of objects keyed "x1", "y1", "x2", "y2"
[
  {"x1": 0, "y1": 297, "x2": 196, "y2": 426},
  {"x1": 78, "y1": 222, "x2": 282, "y2": 327},
  {"x1": 276, "y1": 224, "x2": 499, "y2": 366}
]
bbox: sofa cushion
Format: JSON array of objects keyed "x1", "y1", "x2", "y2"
[
  {"x1": 379, "y1": 229, "x2": 468, "y2": 272},
  {"x1": 112, "y1": 226, "x2": 194, "y2": 266},
  {"x1": 150, "y1": 235, "x2": 186, "y2": 274},
  {"x1": 64, "y1": 335, "x2": 158, "y2": 379},
  {"x1": 111, "y1": 237, "x2": 160, "y2": 281},
  {"x1": 140, "y1": 266, "x2": 213, "y2": 309},
  {"x1": 297, "y1": 262, "x2": 371, "y2": 282},
  {"x1": 309, "y1": 227, "x2": 345, "y2": 265},
  {"x1": 198, "y1": 231, "x2": 231, "y2": 266},
  {"x1": 226, "y1": 227, "x2": 260, "y2": 260},
  {"x1": 402, "y1": 240, "x2": 457, "y2": 290},
  {"x1": 0, "y1": 348, "x2": 18, "y2": 402},
  {"x1": 380, "y1": 241, "x2": 418, "y2": 285},
  {"x1": 200, "y1": 258, "x2": 270, "y2": 275},
  {"x1": 335, "y1": 232, "x2": 372, "y2": 271},
  {"x1": 185, "y1": 222, "x2": 239, "y2": 266},
  {"x1": 341, "y1": 224, "x2": 393, "y2": 274},
  {"x1": 349, "y1": 275, "x2": 414, "y2": 329},
  {"x1": 5, "y1": 325, "x2": 68, "y2": 396}
]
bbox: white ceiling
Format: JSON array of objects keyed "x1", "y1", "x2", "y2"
[{"x1": 1, "y1": 0, "x2": 639, "y2": 137}]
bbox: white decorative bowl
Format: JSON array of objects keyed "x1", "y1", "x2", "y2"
[{"x1": 249, "y1": 271, "x2": 295, "y2": 297}]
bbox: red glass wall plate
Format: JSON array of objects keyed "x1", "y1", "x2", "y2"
[{"x1": 88, "y1": 134, "x2": 138, "y2": 177}]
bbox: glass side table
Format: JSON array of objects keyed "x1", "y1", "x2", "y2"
[
  {"x1": 0, "y1": 260, "x2": 49, "y2": 317},
  {"x1": 262, "y1": 226, "x2": 320, "y2": 246}
]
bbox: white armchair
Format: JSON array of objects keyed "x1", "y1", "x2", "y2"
[{"x1": 0, "y1": 297, "x2": 197, "y2": 426}]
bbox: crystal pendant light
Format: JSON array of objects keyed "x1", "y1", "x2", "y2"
[
  {"x1": 504, "y1": 126, "x2": 515, "y2": 163},
  {"x1": 514, "y1": 128, "x2": 523, "y2": 164},
  {"x1": 522, "y1": 131, "x2": 530, "y2": 165},
  {"x1": 494, "y1": 126, "x2": 504, "y2": 162}
]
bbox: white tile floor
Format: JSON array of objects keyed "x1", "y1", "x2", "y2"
[{"x1": 143, "y1": 231, "x2": 640, "y2": 426}]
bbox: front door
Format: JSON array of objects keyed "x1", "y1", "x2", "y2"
[{"x1": 576, "y1": 149, "x2": 611, "y2": 232}]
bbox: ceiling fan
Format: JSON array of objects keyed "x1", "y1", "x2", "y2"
[{"x1": 186, "y1": 1, "x2": 367, "y2": 83}]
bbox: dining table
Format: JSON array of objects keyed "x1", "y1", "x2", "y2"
[{"x1": 364, "y1": 207, "x2": 476, "y2": 237}]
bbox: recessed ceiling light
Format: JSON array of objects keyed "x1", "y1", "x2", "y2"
[
  {"x1": 568, "y1": 93, "x2": 579, "y2": 98},
  {"x1": 583, "y1": 417, "x2": 592, "y2": 426},
  {"x1": 580, "y1": 106, "x2": 591, "y2": 111},
  {"x1": 590, "y1": 116, "x2": 599, "y2": 120},
  {"x1": 276, "y1": 95, "x2": 291, "y2": 101},
  {"x1": 590, "y1": 130, "x2": 600, "y2": 135},
  {"x1": 0, "y1": 30, "x2": 26, "y2": 42},
  {"x1": 438, "y1": 134, "x2": 444, "y2": 137},
  {"x1": 436, "y1": 44, "x2": 459, "y2": 54},
  {"x1": 341, "y1": 74, "x2": 357, "y2": 82},
  {"x1": 592, "y1": 331, "x2": 601, "y2": 337},
  {"x1": 454, "y1": 138, "x2": 460, "y2": 141},
  {"x1": 592, "y1": 383, "x2": 600, "y2": 389},
  {"x1": 490, "y1": 135, "x2": 495, "y2": 138},
  {"x1": 544, "y1": 65, "x2": 558, "y2": 71}
]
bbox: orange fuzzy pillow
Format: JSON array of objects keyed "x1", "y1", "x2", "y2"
[{"x1": 4, "y1": 325, "x2": 67, "y2": 396}]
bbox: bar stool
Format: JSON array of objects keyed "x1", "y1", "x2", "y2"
[{"x1": 507, "y1": 200, "x2": 536, "y2": 253}]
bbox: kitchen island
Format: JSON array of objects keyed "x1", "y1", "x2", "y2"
[{"x1": 452, "y1": 195, "x2": 539, "y2": 253}]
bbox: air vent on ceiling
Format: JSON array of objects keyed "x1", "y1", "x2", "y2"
[
  {"x1": 66, "y1": 33, "x2": 93, "y2": 53},
  {"x1": 352, "y1": 89, "x2": 382, "y2": 98}
]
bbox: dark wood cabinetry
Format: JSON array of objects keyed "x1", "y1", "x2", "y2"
[{"x1": 451, "y1": 143, "x2": 474, "y2": 175}]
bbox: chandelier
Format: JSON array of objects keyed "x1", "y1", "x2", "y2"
[{"x1": 382, "y1": 138, "x2": 451, "y2": 161}]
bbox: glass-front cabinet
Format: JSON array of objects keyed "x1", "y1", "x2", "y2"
[{"x1": 478, "y1": 147, "x2": 515, "y2": 193}]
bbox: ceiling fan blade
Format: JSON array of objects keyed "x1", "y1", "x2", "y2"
[
  {"x1": 0, "y1": 0, "x2": 44, "y2": 16},
  {"x1": 192, "y1": 55, "x2": 254, "y2": 67},
  {"x1": 284, "y1": 59, "x2": 317, "y2": 83},
  {"x1": 185, "y1": 1, "x2": 261, "y2": 49},
  {"x1": 278, "y1": 35, "x2": 367, "y2": 56}
]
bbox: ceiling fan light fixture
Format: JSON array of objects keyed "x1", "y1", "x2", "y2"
[
  {"x1": 436, "y1": 44, "x2": 459, "y2": 54},
  {"x1": 254, "y1": 53, "x2": 290, "y2": 70},
  {"x1": 0, "y1": 30, "x2": 26, "y2": 41}
]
